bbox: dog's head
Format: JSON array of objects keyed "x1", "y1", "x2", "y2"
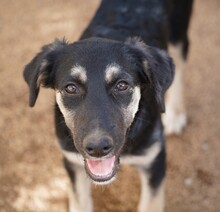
[{"x1": 23, "y1": 37, "x2": 174, "y2": 183}]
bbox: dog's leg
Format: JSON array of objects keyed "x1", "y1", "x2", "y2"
[
  {"x1": 137, "y1": 168, "x2": 152, "y2": 212},
  {"x1": 137, "y1": 168, "x2": 164, "y2": 212},
  {"x1": 64, "y1": 158, "x2": 93, "y2": 212},
  {"x1": 147, "y1": 181, "x2": 164, "y2": 212},
  {"x1": 74, "y1": 166, "x2": 92, "y2": 212},
  {"x1": 163, "y1": 0, "x2": 193, "y2": 135},
  {"x1": 163, "y1": 42, "x2": 187, "y2": 135},
  {"x1": 68, "y1": 181, "x2": 81, "y2": 212}
]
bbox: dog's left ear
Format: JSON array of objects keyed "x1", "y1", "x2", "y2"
[{"x1": 125, "y1": 38, "x2": 175, "y2": 113}]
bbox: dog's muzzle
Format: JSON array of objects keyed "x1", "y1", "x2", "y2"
[{"x1": 83, "y1": 134, "x2": 119, "y2": 183}]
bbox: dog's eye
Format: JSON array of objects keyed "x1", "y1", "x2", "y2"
[
  {"x1": 65, "y1": 84, "x2": 78, "y2": 94},
  {"x1": 115, "y1": 81, "x2": 129, "y2": 92}
]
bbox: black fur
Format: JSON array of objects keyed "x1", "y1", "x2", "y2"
[
  {"x1": 169, "y1": 0, "x2": 194, "y2": 59},
  {"x1": 23, "y1": 0, "x2": 193, "y2": 210}
]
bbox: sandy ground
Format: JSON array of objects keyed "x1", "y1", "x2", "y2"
[{"x1": 0, "y1": 0, "x2": 220, "y2": 211}]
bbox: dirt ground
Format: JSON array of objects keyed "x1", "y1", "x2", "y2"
[{"x1": 0, "y1": 0, "x2": 220, "y2": 211}]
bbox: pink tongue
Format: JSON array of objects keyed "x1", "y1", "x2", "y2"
[{"x1": 86, "y1": 156, "x2": 116, "y2": 177}]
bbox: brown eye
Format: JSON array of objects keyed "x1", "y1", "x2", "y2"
[
  {"x1": 115, "y1": 81, "x2": 129, "y2": 91},
  {"x1": 65, "y1": 84, "x2": 78, "y2": 94}
]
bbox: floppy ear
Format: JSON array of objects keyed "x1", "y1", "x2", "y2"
[
  {"x1": 125, "y1": 37, "x2": 175, "y2": 113},
  {"x1": 23, "y1": 39, "x2": 68, "y2": 107}
]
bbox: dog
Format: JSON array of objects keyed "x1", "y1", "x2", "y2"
[{"x1": 23, "y1": 0, "x2": 193, "y2": 211}]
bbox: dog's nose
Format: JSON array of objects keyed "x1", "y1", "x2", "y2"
[{"x1": 84, "y1": 136, "x2": 114, "y2": 157}]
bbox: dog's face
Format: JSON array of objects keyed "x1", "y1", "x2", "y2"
[
  {"x1": 24, "y1": 38, "x2": 174, "y2": 183},
  {"x1": 55, "y1": 40, "x2": 142, "y2": 182}
]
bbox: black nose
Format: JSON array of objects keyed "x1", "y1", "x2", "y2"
[{"x1": 84, "y1": 136, "x2": 114, "y2": 157}]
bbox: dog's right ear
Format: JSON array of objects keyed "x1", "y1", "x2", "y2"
[{"x1": 23, "y1": 39, "x2": 68, "y2": 107}]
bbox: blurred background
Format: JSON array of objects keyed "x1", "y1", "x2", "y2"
[{"x1": 0, "y1": 0, "x2": 220, "y2": 211}]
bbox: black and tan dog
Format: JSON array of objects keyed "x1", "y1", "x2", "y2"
[{"x1": 23, "y1": 0, "x2": 193, "y2": 211}]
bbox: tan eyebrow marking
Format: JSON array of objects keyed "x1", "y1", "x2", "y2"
[
  {"x1": 70, "y1": 65, "x2": 87, "y2": 83},
  {"x1": 105, "y1": 63, "x2": 121, "y2": 83}
]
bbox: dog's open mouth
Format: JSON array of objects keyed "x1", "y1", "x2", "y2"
[{"x1": 85, "y1": 156, "x2": 119, "y2": 183}]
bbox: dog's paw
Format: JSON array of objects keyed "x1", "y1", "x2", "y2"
[{"x1": 162, "y1": 111, "x2": 187, "y2": 135}]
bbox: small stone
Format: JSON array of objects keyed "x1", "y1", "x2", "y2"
[
  {"x1": 184, "y1": 178, "x2": 193, "y2": 187},
  {"x1": 202, "y1": 143, "x2": 209, "y2": 151}
]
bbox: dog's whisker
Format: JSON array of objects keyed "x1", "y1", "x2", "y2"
[{"x1": 133, "y1": 116, "x2": 151, "y2": 124}]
